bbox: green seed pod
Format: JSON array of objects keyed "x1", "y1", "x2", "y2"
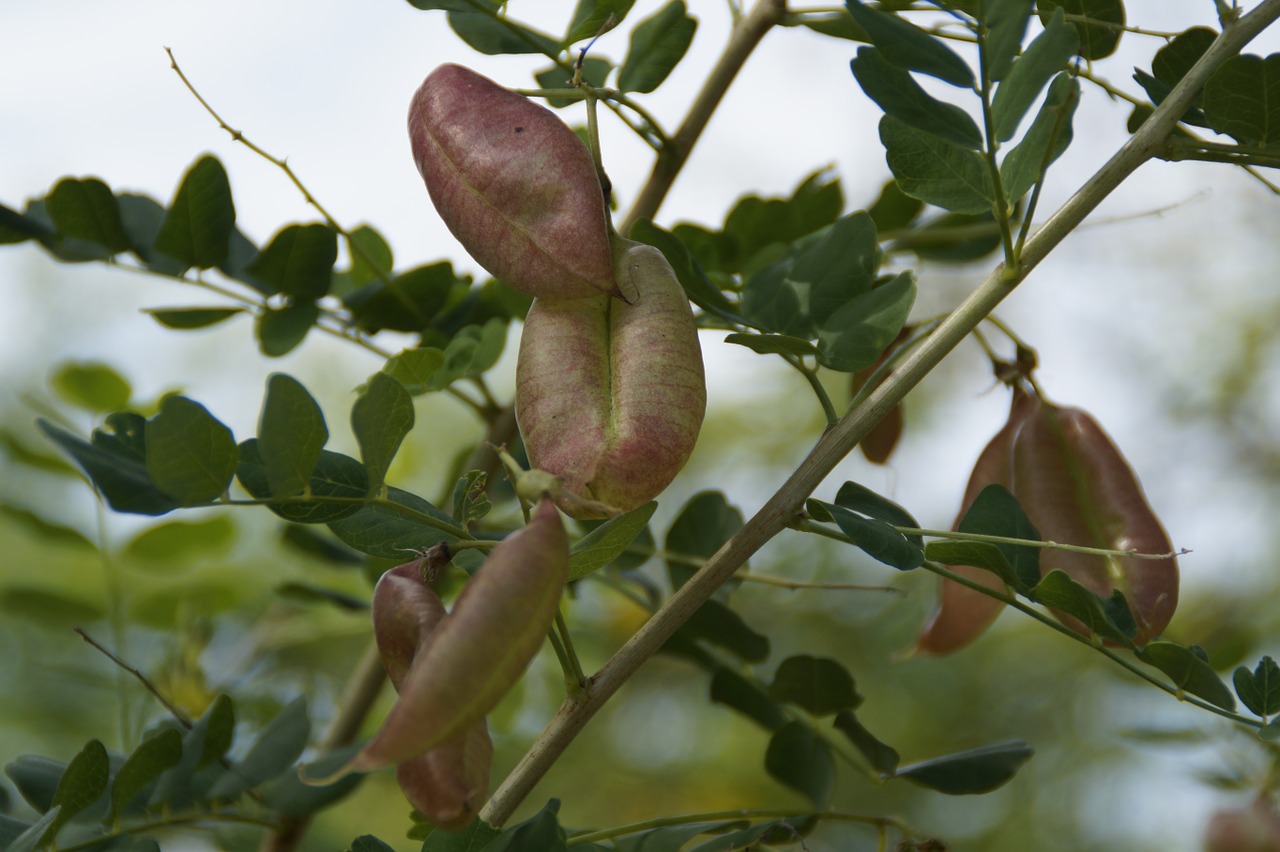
[
  {"x1": 915, "y1": 388, "x2": 1037, "y2": 655},
  {"x1": 515, "y1": 239, "x2": 706, "y2": 519},
  {"x1": 409, "y1": 64, "x2": 620, "y2": 300},
  {"x1": 1011, "y1": 397, "x2": 1178, "y2": 645},
  {"x1": 353, "y1": 498, "x2": 568, "y2": 771},
  {"x1": 371, "y1": 561, "x2": 491, "y2": 828}
]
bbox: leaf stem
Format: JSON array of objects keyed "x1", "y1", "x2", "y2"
[
  {"x1": 564, "y1": 808, "x2": 913, "y2": 846},
  {"x1": 479, "y1": 2, "x2": 1280, "y2": 825}
]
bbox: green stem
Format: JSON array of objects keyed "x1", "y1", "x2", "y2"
[
  {"x1": 480, "y1": 3, "x2": 1280, "y2": 825},
  {"x1": 554, "y1": 611, "x2": 588, "y2": 695},
  {"x1": 974, "y1": 22, "x2": 1018, "y2": 267},
  {"x1": 219, "y1": 495, "x2": 470, "y2": 539},
  {"x1": 789, "y1": 358, "x2": 839, "y2": 426}
]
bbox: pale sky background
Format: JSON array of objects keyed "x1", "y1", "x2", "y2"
[{"x1": 3, "y1": 1, "x2": 1280, "y2": 847}]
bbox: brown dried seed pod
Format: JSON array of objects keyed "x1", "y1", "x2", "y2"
[
  {"x1": 1010, "y1": 397, "x2": 1178, "y2": 645},
  {"x1": 409, "y1": 64, "x2": 619, "y2": 300},
  {"x1": 515, "y1": 239, "x2": 706, "y2": 518},
  {"x1": 915, "y1": 387, "x2": 1037, "y2": 655}
]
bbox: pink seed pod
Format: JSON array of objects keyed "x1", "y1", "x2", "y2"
[
  {"x1": 515, "y1": 239, "x2": 706, "y2": 519},
  {"x1": 353, "y1": 498, "x2": 568, "y2": 771},
  {"x1": 369, "y1": 560, "x2": 492, "y2": 828},
  {"x1": 409, "y1": 63, "x2": 620, "y2": 300}
]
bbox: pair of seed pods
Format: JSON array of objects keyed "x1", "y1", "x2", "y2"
[{"x1": 917, "y1": 386, "x2": 1179, "y2": 654}]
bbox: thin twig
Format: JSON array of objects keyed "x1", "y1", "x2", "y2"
[{"x1": 75, "y1": 627, "x2": 192, "y2": 728}]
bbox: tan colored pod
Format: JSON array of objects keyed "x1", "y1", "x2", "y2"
[
  {"x1": 409, "y1": 64, "x2": 619, "y2": 300},
  {"x1": 515, "y1": 240, "x2": 706, "y2": 518}
]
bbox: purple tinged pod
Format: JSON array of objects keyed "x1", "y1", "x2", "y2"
[
  {"x1": 515, "y1": 239, "x2": 706, "y2": 518},
  {"x1": 370, "y1": 561, "x2": 492, "y2": 828},
  {"x1": 915, "y1": 388, "x2": 1038, "y2": 655},
  {"x1": 409, "y1": 64, "x2": 620, "y2": 300},
  {"x1": 353, "y1": 498, "x2": 568, "y2": 771},
  {"x1": 1010, "y1": 397, "x2": 1178, "y2": 645}
]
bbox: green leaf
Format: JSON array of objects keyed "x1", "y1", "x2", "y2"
[
  {"x1": 44, "y1": 177, "x2": 132, "y2": 257},
  {"x1": 615, "y1": 821, "x2": 747, "y2": 852},
  {"x1": 1204, "y1": 53, "x2": 1280, "y2": 147},
  {"x1": 957, "y1": 484, "x2": 1040, "y2": 593},
  {"x1": 326, "y1": 486, "x2": 456, "y2": 559},
  {"x1": 245, "y1": 224, "x2": 338, "y2": 301},
  {"x1": 52, "y1": 361, "x2": 131, "y2": 412},
  {"x1": 44, "y1": 739, "x2": 109, "y2": 845},
  {"x1": 868, "y1": 179, "x2": 924, "y2": 232},
  {"x1": 982, "y1": 0, "x2": 1036, "y2": 82},
  {"x1": 447, "y1": 10, "x2": 560, "y2": 56},
  {"x1": 1000, "y1": 72, "x2": 1079, "y2": 202},
  {"x1": 351, "y1": 372, "x2": 414, "y2": 497},
  {"x1": 406, "y1": 0, "x2": 494, "y2": 10},
  {"x1": 236, "y1": 441, "x2": 368, "y2": 524},
  {"x1": 258, "y1": 373, "x2": 329, "y2": 499},
  {"x1": 629, "y1": 220, "x2": 740, "y2": 321},
  {"x1": 420, "y1": 814, "x2": 502, "y2": 850},
  {"x1": 154, "y1": 154, "x2": 235, "y2": 270},
  {"x1": 5, "y1": 755, "x2": 64, "y2": 812},
  {"x1": 924, "y1": 540, "x2": 1014, "y2": 583},
  {"x1": 852, "y1": 48, "x2": 983, "y2": 149},
  {"x1": 0, "y1": 201, "x2": 53, "y2": 244},
  {"x1": 1030, "y1": 570, "x2": 1137, "y2": 646},
  {"x1": 833, "y1": 709, "x2": 900, "y2": 774},
  {"x1": 896, "y1": 740, "x2": 1033, "y2": 794},
  {"x1": 1233, "y1": 656, "x2": 1280, "y2": 717},
  {"x1": 428, "y1": 319, "x2": 508, "y2": 390},
  {"x1": 5, "y1": 808, "x2": 61, "y2": 852},
  {"x1": 480, "y1": 798, "x2": 569, "y2": 851},
  {"x1": 116, "y1": 193, "x2": 186, "y2": 274},
  {"x1": 687, "y1": 818, "x2": 813, "y2": 852},
  {"x1": 724, "y1": 333, "x2": 819, "y2": 358},
  {"x1": 568, "y1": 501, "x2": 657, "y2": 580},
  {"x1": 880, "y1": 115, "x2": 996, "y2": 214},
  {"x1": 382, "y1": 348, "x2": 446, "y2": 396},
  {"x1": 835, "y1": 481, "x2": 921, "y2": 546},
  {"x1": 808, "y1": 498, "x2": 922, "y2": 571},
  {"x1": 345, "y1": 262, "x2": 462, "y2": 334},
  {"x1": 145, "y1": 395, "x2": 239, "y2": 505},
  {"x1": 535, "y1": 58, "x2": 613, "y2": 107},
  {"x1": 794, "y1": 211, "x2": 880, "y2": 321},
  {"x1": 845, "y1": 1, "x2": 973, "y2": 87},
  {"x1": 38, "y1": 417, "x2": 179, "y2": 516},
  {"x1": 110, "y1": 729, "x2": 183, "y2": 820},
  {"x1": 991, "y1": 9, "x2": 1079, "y2": 141},
  {"x1": 451, "y1": 470, "x2": 492, "y2": 527},
  {"x1": 764, "y1": 721, "x2": 833, "y2": 806},
  {"x1": 145, "y1": 307, "x2": 247, "y2": 329},
  {"x1": 0, "y1": 502, "x2": 95, "y2": 550},
  {"x1": 768, "y1": 655, "x2": 860, "y2": 716},
  {"x1": 1138, "y1": 641, "x2": 1237, "y2": 710},
  {"x1": 199, "y1": 695, "x2": 236, "y2": 767},
  {"x1": 667, "y1": 599, "x2": 770, "y2": 663},
  {"x1": 816, "y1": 272, "x2": 915, "y2": 373},
  {"x1": 256, "y1": 300, "x2": 320, "y2": 357},
  {"x1": 1037, "y1": 0, "x2": 1123, "y2": 60},
  {"x1": 124, "y1": 515, "x2": 236, "y2": 564},
  {"x1": 258, "y1": 743, "x2": 363, "y2": 817},
  {"x1": 209, "y1": 697, "x2": 310, "y2": 800},
  {"x1": 618, "y1": 0, "x2": 696, "y2": 93},
  {"x1": 349, "y1": 836, "x2": 396, "y2": 852},
  {"x1": 666, "y1": 491, "x2": 744, "y2": 589},
  {"x1": 709, "y1": 667, "x2": 788, "y2": 730},
  {"x1": 281, "y1": 525, "x2": 363, "y2": 565},
  {"x1": 336, "y1": 224, "x2": 394, "y2": 292},
  {"x1": 564, "y1": 0, "x2": 637, "y2": 46},
  {"x1": 152, "y1": 695, "x2": 235, "y2": 810}
]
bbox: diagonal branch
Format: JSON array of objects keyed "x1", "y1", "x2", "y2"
[{"x1": 480, "y1": 0, "x2": 1280, "y2": 825}]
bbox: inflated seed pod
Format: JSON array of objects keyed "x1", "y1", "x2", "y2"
[
  {"x1": 409, "y1": 64, "x2": 620, "y2": 300},
  {"x1": 352, "y1": 498, "x2": 568, "y2": 771},
  {"x1": 915, "y1": 388, "x2": 1037, "y2": 655},
  {"x1": 371, "y1": 561, "x2": 492, "y2": 828},
  {"x1": 515, "y1": 239, "x2": 706, "y2": 519},
  {"x1": 1010, "y1": 397, "x2": 1178, "y2": 645}
]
